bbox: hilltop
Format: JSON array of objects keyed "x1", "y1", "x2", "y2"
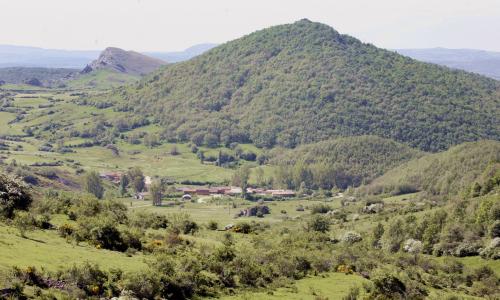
[
  {"x1": 81, "y1": 47, "x2": 167, "y2": 76},
  {"x1": 93, "y1": 19, "x2": 500, "y2": 152}
]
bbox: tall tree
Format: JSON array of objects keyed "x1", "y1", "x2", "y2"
[
  {"x1": 150, "y1": 180, "x2": 163, "y2": 206},
  {"x1": 232, "y1": 165, "x2": 251, "y2": 199},
  {"x1": 128, "y1": 167, "x2": 145, "y2": 193},
  {"x1": 118, "y1": 174, "x2": 129, "y2": 197},
  {"x1": 84, "y1": 171, "x2": 104, "y2": 199}
]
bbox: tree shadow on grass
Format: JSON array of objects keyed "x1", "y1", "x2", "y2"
[{"x1": 23, "y1": 236, "x2": 46, "y2": 243}]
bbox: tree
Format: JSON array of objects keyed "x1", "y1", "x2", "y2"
[
  {"x1": 232, "y1": 165, "x2": 250, "y2": 199},
  {"x1": 382, "y1": 218, "x2": 405, "y2": 253},
  {"x1": 0, "y1": 173, "x2": 32, "y2": 219},
  {"x1": 119, "y1": 175, "x2": 129, "y2": 197},
  {"x1": 170, "y1": 145, "x2": 179, "y2": 156},
  {"x1": 372, "y1": 223, "x2": 385, "y2": 248},
  {"x1": 84, "y1": 171, "x2": 104, "y2": 199},
  {"x1": 13, "y1": 211, "x2": 36, "y2": 238},
  {"x1": 197, "y1": 150, "x2": 205, "y2": 163},
  {"x1": 150, "y1": 180, "x2": 164, "y2": 206},
  {"x1": 255, "y1": 167, "x2": 265, "y2": 187},
  {"x1": 307, "y1": 215, "x2": 330, "y2": 233},
  {"x1": 106, "y1": 144, "x2": 120, "y2": 156},
  {"x1": 204, "y1": 133, "x2": 219, "y2": 148},
  {"x1": 128, "y1": 167, "x2": 145, "y2": 193}
]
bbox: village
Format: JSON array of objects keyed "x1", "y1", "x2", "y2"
[{"x1": 99, "y1": 171, "x2": 296, "y2": 200}]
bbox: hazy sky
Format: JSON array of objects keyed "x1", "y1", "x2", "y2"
[{"x1": 1, "y1": 0, "x2": 500, "y2": 52}]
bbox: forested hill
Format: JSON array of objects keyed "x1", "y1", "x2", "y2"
[
  {"x1": 98, "y1": 19, "x2": 500, "y2": 152},
  {"x1": 271, "y1": 135, "x2": 424, "y2": 190},
  {"x1": 361, "y1": 140, "x2": 500, "y2": 196}
]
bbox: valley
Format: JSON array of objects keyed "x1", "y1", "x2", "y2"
[{"x1": 0, "y1": 18, "x2": 499, "y2": 300}]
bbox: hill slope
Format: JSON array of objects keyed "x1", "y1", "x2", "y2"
[
  {"x1": 81, "y1": 47, "x2": 167, "y2": 76},
  {"x1": 395, "y1": 48, "x2": 500, "y2": 80},
  {"x1": 96, "y1": 19, "x2": 500, "y2": 152},
  {"x1": 362, "y1": 140, "x2": 500, "y2": 196},
  {"x1": 271, "y1": 135, "x2": 424, "y2": 189},
  {"x1": 0, "y1": 67, "x2": 77, "y2": 87}
]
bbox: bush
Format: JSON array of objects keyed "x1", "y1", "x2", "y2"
[
  {"x1": 207, "y1": 220, "x2": 218, "y2": 230},
  {"x1": 76, "y1": 216, "x2": 127, "y2": 251},
  {"x1": 310, "y1": 204, "x2": 332, "y2": 214},
  {"x1": 58, "y1": 223, "x2": 75, "y2": 238},
  {"x1": 13, "y1": 211, "x2": 36, "y2": 237},
  {"x1": 371, "y1": 274, "x2": 407, "y2": 299},
  {"x1": 342, "y1": 231, "x2": 362, "y2": 244},
  {"x1": 122, "y1": 270, "x2": 163, "y2": 299},
  {"x1": 60, "y1": 263, "x2": 109, "y2": 297},
  {"x1": 307, "y1": 215, "x2": 330, "y2": 233},
  {"x1": 0, "y1": 173, "x2": 32, "y2": 218}
]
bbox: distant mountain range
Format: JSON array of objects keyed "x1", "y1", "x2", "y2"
[
  {"x1": 0, "y1": 43, "x2": 217, "y2": 68},
  {"x1": 395, "y1": 48, "x2": 500, "y2": 80}
]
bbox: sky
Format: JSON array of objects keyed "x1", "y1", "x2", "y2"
[{"x1": 1, "y1": 0, "x2": 500, "y2": 52}]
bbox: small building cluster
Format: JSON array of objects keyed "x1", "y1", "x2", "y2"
[
  {"x1": 99, "y1": 172, "x2": 123, "y2": 184},
  {"x1": 176, "y1": 186, "x2": 296, "y2": 198}
]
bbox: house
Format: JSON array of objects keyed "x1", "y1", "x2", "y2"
[
  {"x1": 133, "y1": 192, "x2": 150, "y2": 200},
  {"x1": 224, "y1": 187, "x2": 242, "y2": 196},
  {"x1": 99, "y1": 172, "x2": 123, "y2": 184},
  {"x1": 268, "y1": 189, "x2": 296, "y2": 198}
]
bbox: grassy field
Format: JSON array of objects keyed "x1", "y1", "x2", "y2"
[
  {"x1": 0, "y1": 224, "x2": 147, "y2": 283},
  {"x1": 0, "y1": 111, "x2": 24, "y2": 135},
  {"x1": 66, "y1": 69, "x2": 139, "y2": 90},
  {"x1": 128, "y1": 198, "x2": 329, "y2": 225},
  {"x1": 221, "y1": 273, "x2": 369, "y2": 300}
]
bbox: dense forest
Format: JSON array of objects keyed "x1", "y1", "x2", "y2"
[
  {"x1": 361, "y1": 140, "x2": 500, "y2": 196},
  {"x1": 90, "y1": 19, "x2": 500, "y2": 152},
  {"x1": 271, "y1": 135, "x2": 423, "y2": 190}
]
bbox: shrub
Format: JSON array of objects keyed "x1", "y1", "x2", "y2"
[
  {"x1": 233, "y1": 222, "x2": 252, "y2": 234},
  {"x1": 310, "y1": 204, "x2": 332, "y2": 214},
  {"x1": 342, "y1": 231, "x2": 362, "y2": 244},
  {"x1": 307, "y1": 215, "x2": 330, "y2": 233},
  {"x1": 403, "y1": 239, "x2": 423, "y2": 254},
  {"x1": 58, "y1": 223, "x2": 75, "y2": 238},
  {"x1": 371, "y1": 274, "x2": 407, "y2": 299},
  {"x1": 122, "y1": 270, "x2": 164, "y2": 299},
  {"x1": 207, "y1": 220, "x2": 218, "y2": 230},
  {"x1": 0, "y1": 173, "x2": 32, "y2": 218},
  {"x1": 76, "y1": 216, "x2": 127, "y2": 251},
  {"x1": 170, "y1": 213, "x2": 199, "y2": 234},
  {"x1": 60, "y1": 263, "x2": 109, "y2": 297},
  {"x1": 13, "y1": 211, "x2": 37, "y2": 237}
]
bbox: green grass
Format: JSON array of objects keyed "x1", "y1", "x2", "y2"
[
  {"x1": 0, "y1": 224, "x2": 147, "y2": 284},
  {"x1": 130, "y1": 198, "x2": 318, "y2": 225},
  {"x1": 220, "y1": 273, "x2": 369, "y2": 300},
  {"x1": 0, "y1": 111, "x2": 24, "y2": 135},
  {"x1": 66, "y1": 69, "x2": 139, "y2": 90}
]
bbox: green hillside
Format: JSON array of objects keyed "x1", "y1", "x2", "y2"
[
  {"x1": 0, "y1": 67, "x2": 77, "y2": 87},
  {"x1": 362, "y1": 140, "x2": 500, "y2": 196},
  {"x1": 271, "y1": 135, "x2": 423, "y2": 189},
  {"x1": 66, "y1": 69, "x2": 139, "y2": 90},
  {"x1": 90, "y1": 19, "x2": 500, "y2": 152}
]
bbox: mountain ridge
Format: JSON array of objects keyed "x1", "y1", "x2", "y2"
[
  {"x1": 81, "y1": 47, "x2": 167, "y2": 76},
  {"x1": 93, "y1": 19, "x2": 499, "y2": 152}
]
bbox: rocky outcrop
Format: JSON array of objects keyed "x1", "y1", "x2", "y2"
[{"x1": 81, "y1": 47, "x2": 167, "y2": 76}]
